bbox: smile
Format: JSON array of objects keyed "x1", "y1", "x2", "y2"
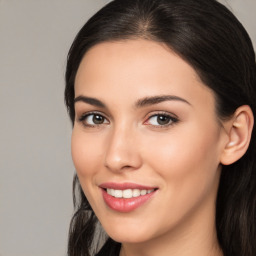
[
  {"x1": 100, "y1": 182, "x2": 158, "y2": 212},
  {"x1": 106, "y1": 188, "x2": 155, "y2": 198}
]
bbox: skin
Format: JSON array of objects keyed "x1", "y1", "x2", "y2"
[{"x1": 72, "y1": 40, "x2": 227, "y2": 256}]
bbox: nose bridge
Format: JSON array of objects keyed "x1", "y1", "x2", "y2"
[{"x1": 104, "y1": 122, "x2": 141, "y2": 172}]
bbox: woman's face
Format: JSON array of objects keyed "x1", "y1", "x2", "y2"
[{"x1": 72, "y1": 40, "x2": 227, "y2": 244}]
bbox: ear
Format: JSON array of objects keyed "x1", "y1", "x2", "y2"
[{"x1": 220, "y1": 105, "x2": 254, "y2": 165}]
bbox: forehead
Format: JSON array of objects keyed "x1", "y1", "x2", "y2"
[{"x1": 75, "y1": 39, "x2": 215, "y2": 111}]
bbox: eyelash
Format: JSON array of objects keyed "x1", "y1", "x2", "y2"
[
  {"x1": 78, "y1": 112, "x2": 109, "y2": 128},
  {"x1": 78, "y1": 111, "x2": 179, "y2": 128},
  {"x1": 144, "y1": 112, "x2": 179, "y2": 128}
]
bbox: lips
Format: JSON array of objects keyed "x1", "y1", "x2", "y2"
[{"x1": 100, "y1": 182, "x2": 158, "y2": 213}]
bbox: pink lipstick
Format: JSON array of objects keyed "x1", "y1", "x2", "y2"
[{"x1": 100, "y1": 182, "x2": 157, "y2": 213}]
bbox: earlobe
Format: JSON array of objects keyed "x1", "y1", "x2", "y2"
[{"x1": 220, "y1": 105, "x2": 254, "y2": 165}]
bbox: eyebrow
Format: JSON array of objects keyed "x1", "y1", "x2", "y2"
[
  {"x1": 74, "y1": 95, "x2": 106, "y2": 108},
  {"x1": 135, "y1": 95, "x2": 191, "y2": 108},
  {"x1": 74, "y1": 94, "x2": 191, "y2": 108}
]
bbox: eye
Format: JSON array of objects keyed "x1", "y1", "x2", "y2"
[
  {"x1": 79, "y1": 113, "x2": 109, "y2": 127},
  {"x1": 145, "y1": 113, "x2": 178, "y2": 127}
]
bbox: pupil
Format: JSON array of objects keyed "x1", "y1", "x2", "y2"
[
  {"x1": 157, "y1": 115, "x2": 170, "y2": 125},
  {"x1": 93, "y1": 115, "x2": 104, "y2": 124}
]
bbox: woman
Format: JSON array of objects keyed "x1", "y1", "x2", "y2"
[{"x1": 65, "y1": 0, "x2": 256, "y2": 255}]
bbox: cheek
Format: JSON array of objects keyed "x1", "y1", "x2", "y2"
[
  {"x1": 71, "y1": 129, "x2": 104, "y2": 179},
  {"x1": 138, "y1": 126, "x2": 221, "y2": 233},
  {"x1": 71, "y1": 129, "x2": 107, "y2": 209},
  {"x1": 143, "y1": 124, "x2": 221, "y2": 193}
]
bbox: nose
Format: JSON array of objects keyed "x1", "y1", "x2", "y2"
[{"x1": 104, "y1": 126, "x2": 142, "y2": 173}]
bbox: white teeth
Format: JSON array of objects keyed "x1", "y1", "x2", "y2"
[
  {"x1": 132, "y1": 189, "x2": 140, "y2": 197},
  {"x1": 141, "y1": 190, "x2": 147, "y2": 195},
  {"x1": 106, "y1": 188, "x2": 155, "y2": 198},
  {"x1": 110, "y1": 189, "x2": 115, "y2": 196},
  {"x1": 114, "y1": 190, "x2": 123, "y2": 198},
  {"x1": 107, "y1": 189, "x2": 116, "y2": 197},
  {"x1": 123, "y1": 189, "x2": 133, "y2": 198}
]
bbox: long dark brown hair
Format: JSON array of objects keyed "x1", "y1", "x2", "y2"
[{"x1": 65, "y1": 0, "x2": 256, "y2": 255}]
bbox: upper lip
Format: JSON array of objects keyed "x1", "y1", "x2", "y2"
[{"x1": 99, "y1": 182, "x2": 158, "y2": 190}]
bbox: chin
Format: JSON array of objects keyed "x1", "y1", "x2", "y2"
[
  {"x1": 109, "y1": 233, "x2": 150, "y2": 244},
  {"x1": 103, "y1": 223, "x2": 156, "y2": 244}
]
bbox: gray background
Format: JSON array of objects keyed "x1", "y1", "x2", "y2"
[{"x1": 0, "y1": 1, "x2": 255, "y2": 256}]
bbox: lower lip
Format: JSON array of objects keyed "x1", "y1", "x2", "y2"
[{"x1": 101, "y1": 189, "x2": 156, "y2": 213}]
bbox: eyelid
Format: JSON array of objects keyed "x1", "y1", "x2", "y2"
[
  {"x1": 76, "y1": 110, "x2": 179, "y2": 128},
  {"x1": 77, "y1": 111, "x2": 110, "y2": 127},
  {"x1": 144, "y1": 111, "x2": 179, "y2": 127},
  {"x1": 77, "y1": 110, "x2": 107, "y2": 120}
]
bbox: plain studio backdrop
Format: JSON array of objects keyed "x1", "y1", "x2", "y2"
[{"x1": 0, "y1": 1, "x2": 255, "y2": 256}]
